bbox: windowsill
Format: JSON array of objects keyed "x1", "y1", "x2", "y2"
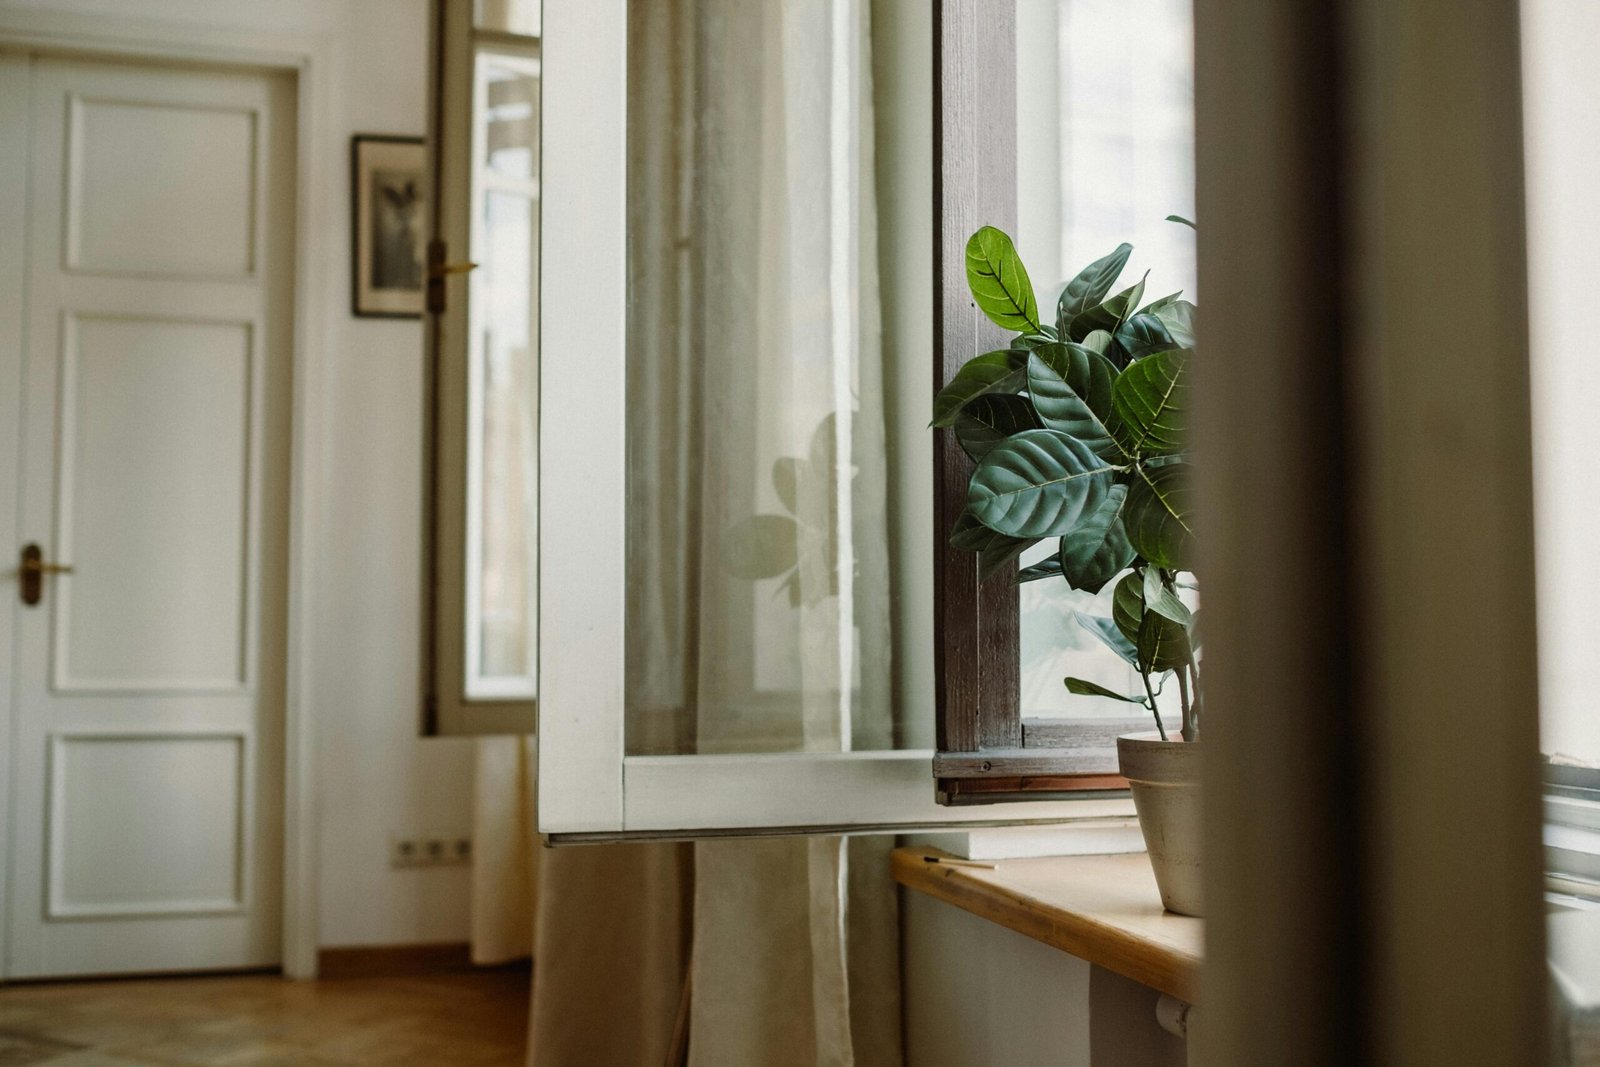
[{"x1": 891, "y1": 847, "x2": 1202, "y2": 1002}]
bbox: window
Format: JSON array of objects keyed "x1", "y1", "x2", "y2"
[
  {"x1": 424, "y1": 0, "x2": 540, "y2": 734},
  {"x1": 932, "y1": 0, "x2": 1198, "y2": 802},
  {"x1": 537, "y1": 0, "x2": 1138, "y2": 837}
]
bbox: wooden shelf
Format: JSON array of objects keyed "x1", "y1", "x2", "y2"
[{"x1": 892, "y1": 847, "x2": 1203, "y2": 1002}]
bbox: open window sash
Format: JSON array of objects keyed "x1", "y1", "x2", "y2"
[
  {"x1": 424, "y1": 0, "x2": 540, "y2": 735},
  {"x1": 537, "y1": 0, "x2": 1137, "y2": 838}
]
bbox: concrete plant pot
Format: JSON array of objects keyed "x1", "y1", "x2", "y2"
[{"x1": 1117, "y1": 732, "x2": 1203, "y2": 916}]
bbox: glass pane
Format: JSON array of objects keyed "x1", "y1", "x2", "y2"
[
  {"x1": 1525, "y1": 0, "x2": 1600, "y2": 771},
  {"x1": 1014, "y1": 0, "x2": 1197, "y2": 726},
  {"x1": 475, "y1": 0, "x2": 541, "y2": 37},
  {"x1": 466, "y1": 49, "x2": 540, "y2": 698},
  {"x1": 483, "y1": 61, "x2": 538, "y2": 182},
  {"x1": 624, "y1": 1, "x2": 933, "y2": 755}
]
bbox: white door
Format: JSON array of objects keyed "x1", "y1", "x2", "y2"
[{"x1": 0, "y1": 53, "x2": 294, "y2": 978}]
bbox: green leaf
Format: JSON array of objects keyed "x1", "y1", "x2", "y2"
[
  {"x1": 1153, "y1": 299, "x2": 1197, "y2": 348},
  {"x1": 724, "y1": 514, "x2": 800, "y2": 579},
  {"x1": 1065, "y1": 677, "x2": 1146, "y2": 703},
  {"x1": 1075, "y1": 612, "x2": 1140, "y2": 668},
  {"x1": 949, "y1": 509, "x2": 1037, "y2": 580},
  {"x1": 1055, "y1": 243, "x2": 1132, "y2": 334},
  {"x1": 1116, "y1": 313, "x2": 1179, "y2": 362},
  {"x1": 1137, "y1": 292, "x2": 1183, "y2": 316},
  {"x1": 955, "y1": 393, "x2": 1040, "y2": 461},
  {"x1": 1166, "y1": 214, "x2": 1196, "y2": 229},
  {"x1": 1018, "y1": 555, "x2": 1064, "y2": 583},
  {"x1": 1113, "y1": 348, "x2": 1189, "y2": 456},
  {"x1": 1068, "y1": 271, "x2": 1147, "y2": 341},
  {"x1": 932, "y1": 349, "x2": 1027, "y2": 427},
  {"x1": 1025, "y1": 349, "x2": 1121, "y2": 460},
  {"x1": 1143, "y1": 565, "x2": 1193, "y2": 627},
  {"x1": 966, "y1": 429, "x2": 1118, "y2": 538},
  {"x1": 1124, "y1": 463, "x2": 1196, "y2": 570},
  {"x1": 1113, "y1": 571, "x2": 1192, "y2": 671},
  {"x1": 965, "y1": 226, "x2": 1040, "y2": 333},
  {"x1": 1059, "y1": 484, "x2": 1136, "y2": 593},
  {"x1": 1079, "y1": 329, "x2": 1114, "y2": 355}
]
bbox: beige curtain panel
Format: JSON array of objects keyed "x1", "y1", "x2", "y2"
[{"x1": 472, "y1": 1, "x2": 905, "y2": 1062}]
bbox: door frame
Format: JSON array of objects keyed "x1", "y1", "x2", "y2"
[{"x1": 0, "y1": 10, "x2": 334, "y2": 980}]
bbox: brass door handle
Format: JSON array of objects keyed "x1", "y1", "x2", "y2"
[
  {"x1": 19, "y1": 543, "x2": 71, "y2": 606},
  {"x1": 426, "y1": 260, "x2": 478, "y2": 279}
]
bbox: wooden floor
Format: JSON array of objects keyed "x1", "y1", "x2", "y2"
[{"x1": 0, "y1": 970, "x2": 529, "y2": 1066}]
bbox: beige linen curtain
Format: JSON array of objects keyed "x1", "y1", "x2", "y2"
[
  {"x1": 472, "y1": 739, "x2": 693, "y2": 1064},
  {"x1": 472, "y1": 1, "x2": 903, "y2": 1062},
  {"x1": 469, "y1": 737, "x2": 535, "y2": 967},
  {"x1": 627, "y1": 1, "x2": 900, "y2": 1061},
  {"x1": 635, "y1": 2, "x2": 900, "y2": 1063}
]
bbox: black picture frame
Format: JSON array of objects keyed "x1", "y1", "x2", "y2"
[{"x1": 350, "y1": 134, "x2": 428, "y2": 319}]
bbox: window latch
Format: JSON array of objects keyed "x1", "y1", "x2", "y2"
[{"x1": 425, "y1": 238, "x2": 478, "y2": 314}]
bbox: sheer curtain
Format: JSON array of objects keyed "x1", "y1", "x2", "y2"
[
  {"x1": 627, "y1": 0, "x2": 901, "y2": 1062},
  {"x1": 470, "y1": 1, "x2": 905, "y2": 1063},
  {"x1": 473, "y1": 738, "x2": 693, "y2": 1064},
  {"x1": 469, "y1": 737, "x2": 534, "y2": 967}
]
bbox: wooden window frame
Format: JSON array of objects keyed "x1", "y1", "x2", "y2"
[
  {"x1": 931, "y1": 1, "x2": 1149, "y2": 805},
  {"x1": 422, "y1": 0, "x2": 541, "y2": 736}
]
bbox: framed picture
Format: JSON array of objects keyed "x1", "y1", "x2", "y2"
[{"x1": 351, "y1": 135, "x2": 429, "y2": 318}]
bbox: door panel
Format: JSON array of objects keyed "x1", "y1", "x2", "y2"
[
  {"x1": 56, "y1": 314, "x2": 253, "y2": 690},
  {"x1": 49, "y1": 734, "x2": 246, "y2": 917},
  {"x1": 65, "y1": 94, "x2": 259, "y2": 277},
  {"x1": 4, "y1": 55, "x2": 292, "y2": 979}
]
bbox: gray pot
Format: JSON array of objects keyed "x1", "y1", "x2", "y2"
[{"x1": 1117, "y1": 732, "x2": 1203, "y2": 916}]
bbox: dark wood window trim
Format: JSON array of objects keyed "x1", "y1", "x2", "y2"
[{"x1": 932, "y1": 0, "x2": 1136, "y2": 804}]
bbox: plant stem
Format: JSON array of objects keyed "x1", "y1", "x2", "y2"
[
  {"x1": 1140, "y1": 670, "x2": 1168, "y2": 741},
  {"x1": 1177, "y1": 669, "x2": 1195, "y2": 742},
  {"x1": 1187, "y1": 658, "x2": 1202, "y2": 730}
]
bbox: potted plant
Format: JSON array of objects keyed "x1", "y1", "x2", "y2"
[{"x1": 933, "y1": 222, "x2": 1203, "y2": 915}]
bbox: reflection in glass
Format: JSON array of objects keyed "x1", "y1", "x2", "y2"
[
  {"x1": 624, "y1": 1, "x2": 930, "y2": 755},
  {"x1": 466, "y1": 50, "x2": 540, "y2": 697},
  {"x1": 1015, "y1": 0, "x2": 1196, "y2": 721},
  {"x1": 475, "y1": 0, "x2": 540, "y2": 37}
]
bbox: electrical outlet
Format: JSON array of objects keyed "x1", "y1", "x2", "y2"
[
  {"x1": 389, "y1": 834, "x2": 472, "y2": 868},
  {"x1": 389, "y1": 837, "x2": 424, "y2": 868}
]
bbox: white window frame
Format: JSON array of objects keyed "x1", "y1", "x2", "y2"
[{"x1": 536, "y1": 0, "x2": 1133, "y2": 839}]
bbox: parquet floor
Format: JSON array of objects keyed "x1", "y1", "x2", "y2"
[{"x1": 0, "y1": 969, "x2": 529, "y2": 1066}]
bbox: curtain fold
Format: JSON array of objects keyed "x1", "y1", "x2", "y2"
[
  {"x1": 469, "y1": 738, "x2": 535, "y2": 967},
  {"x1": 472, "y1": 738, "x2": 694, "y2": 1066},
  {"x1": 527, "y1": 839, "x2": 694, "y2": 1065}
]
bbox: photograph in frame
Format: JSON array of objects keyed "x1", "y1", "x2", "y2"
[{"x1": 351, "y1": 135, "x2": 428, "y2": 317}]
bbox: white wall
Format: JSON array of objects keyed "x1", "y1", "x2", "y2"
[
  {"x1": 0, "y1": 0, "x2": 476, "y2": 949},
  {"x1": 903, "y1": 890, "x2": 1094, "y2": 1066},
  {"x1": 303, "y1": 0, "x2": 477, "y2": 954},
  {"x1": 903, "y1": 890, "x2": 1187, "y2": 1067}
]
